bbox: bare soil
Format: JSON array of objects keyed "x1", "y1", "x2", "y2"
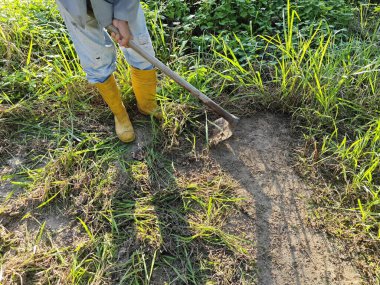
[{"x1": 210, "y1": 113, "x2": 362, "y2": 285}]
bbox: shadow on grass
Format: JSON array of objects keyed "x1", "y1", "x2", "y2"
[{"x1": 110, "y1": 147, "x2": 206, "y2": 284}]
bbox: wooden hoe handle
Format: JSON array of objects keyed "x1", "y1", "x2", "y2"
[{"x1": 107, "y1": 25, "x2": 239, "y2": 127}]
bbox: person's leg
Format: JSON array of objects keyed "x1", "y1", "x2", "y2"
[
  {"x1": 121, "y1": 4, "x2": 161, "y2": 118},
  {"x1": 95, "y1": 75, "x2": 135, "y2": 142},
  {"x1": 56, "y1": 2, "x2": 135, "y2": 142},
  {"x1": 56, "y1": 1, "x2": 116, "y2": 83},
  {"x1": 120, "y1": 3, "x2": 154, "y2": 71}
]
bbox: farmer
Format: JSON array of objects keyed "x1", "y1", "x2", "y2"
[{"x1": 55, "y1": 0, "x2": 161, "y2": 143}]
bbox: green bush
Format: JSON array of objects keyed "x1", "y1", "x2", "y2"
[
  {"x1": 144, "y1": 0, "x2": 354, "y2": 36},
  {"x1": 294, "y1": 0, "x2": 354, "y2": 31}
]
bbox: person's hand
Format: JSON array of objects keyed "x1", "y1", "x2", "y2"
[{"x1": 111, "y1": 19, "x2": 132, "y2": 47}]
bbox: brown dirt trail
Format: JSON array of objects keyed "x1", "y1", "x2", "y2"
[{"x1": 210, "y1": 113, "x2": 362, "y2": 285}]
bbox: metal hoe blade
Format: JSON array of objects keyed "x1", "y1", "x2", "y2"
[{"x1": 209, "y1": 118, "x2": 234, "y2": 145}]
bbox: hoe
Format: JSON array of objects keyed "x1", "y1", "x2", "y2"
[{"x1": 107, "y1": 25, "x2": 239, "y2": 144}]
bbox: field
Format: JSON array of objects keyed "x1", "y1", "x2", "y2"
[{"x1": 1, "y1": 0, "x2": 379, "y2": 284}]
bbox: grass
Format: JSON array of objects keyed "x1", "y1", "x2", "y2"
[
  {"x1": 0, "y1": 2, "x2": 255, "y2": 283},
  {"x1": 206, "y1": 0, "x2": 380, "y2": 281},
  {"x1": 0, "y1": 116, "x2": 255, "y2": 284},
  {"x1": 1, "y1": 0, "x2": 380, "y2": 283}
]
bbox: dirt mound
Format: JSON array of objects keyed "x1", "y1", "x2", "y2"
[{"x1": 210, "y1": 113, "x2": 362, "y2": 285}]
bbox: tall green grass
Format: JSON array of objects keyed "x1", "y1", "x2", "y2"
[
  {"x1": 268, "y1": 1, "x2": 380, "y2": 242},
  {"x1": 211, "y1": 0, "x2": 380, "y2": 280}
]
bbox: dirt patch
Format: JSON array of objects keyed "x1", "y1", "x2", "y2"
[
  {"x1": 0, "y1": 157, "x2": 26, "y2": 202},
  {"x1": 210, "y1": 113, "x2": 362, "y2": 285}
]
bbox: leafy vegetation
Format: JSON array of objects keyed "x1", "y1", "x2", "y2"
[{"x1": 1, "y1": 0, "x2": 380, "y2": 283}]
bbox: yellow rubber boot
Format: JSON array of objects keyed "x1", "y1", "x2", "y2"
[
  {"x1": 130, "y1": 67, "x2": 162, "y2": 119},
  {"x1": 95, "y1": 75, "x2": 135, "y2": 143}
]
